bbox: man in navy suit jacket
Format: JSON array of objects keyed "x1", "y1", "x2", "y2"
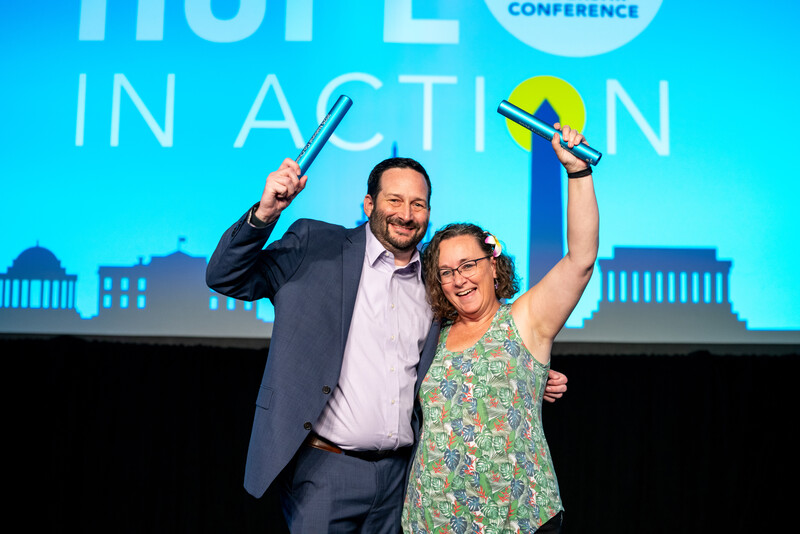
[{"x1": 206, "y1": 157, "x2": 566, "y2": 533}]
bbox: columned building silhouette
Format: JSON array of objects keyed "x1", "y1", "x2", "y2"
[
  {"x1": 564, "y1": 247, "x2": 754, "y2": 343},
  {"x1": 597, "y1": 247, "x2": 733, "y2": 308},
  {"x1": 0, "y1": 244, "x2": 83, "y2": 333}
]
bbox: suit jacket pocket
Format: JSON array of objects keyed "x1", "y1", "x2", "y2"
[{"x1": 255, "y1": 386, "x2": 274, "y2": 410}]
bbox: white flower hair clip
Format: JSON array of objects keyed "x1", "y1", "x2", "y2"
[{"x1": 484, "y1": 233, "x2": 502, "y2": 258}]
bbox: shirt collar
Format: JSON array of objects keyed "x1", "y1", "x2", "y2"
[{"x1": 364, "y1": 223, "x2": 422, "y2": 273}]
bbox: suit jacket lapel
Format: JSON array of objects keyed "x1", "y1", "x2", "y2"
[
  {"x1": 415, "y1": 320, "x2": 440, "y2": 395},
  {"x1": 415, "y1": 261, "x2": 440, "y2": 394},
  {"x1": 340, "y1": 224, "x2": 367, "y2": 351}
]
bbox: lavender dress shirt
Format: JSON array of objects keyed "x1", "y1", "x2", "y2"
[{"x1": 313, "y1": 224, "x2": 432, "y2": 451}]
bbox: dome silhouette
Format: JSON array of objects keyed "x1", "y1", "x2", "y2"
[{"x1": 7, "y1": 245, "x2": 67, "y2": 278}]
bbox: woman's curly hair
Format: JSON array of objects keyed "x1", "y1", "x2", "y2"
[{"x1": 421, "y1": 223, "x2": 520, "y2": 322}]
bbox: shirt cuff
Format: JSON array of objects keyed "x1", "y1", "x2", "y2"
[{"x1": 248, "y1": 203, "x2": 271, "y2": 228}]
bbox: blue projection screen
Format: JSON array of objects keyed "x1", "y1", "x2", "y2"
[{"x1": 2, "y1": 1, "x2": 799, "y2": 345}]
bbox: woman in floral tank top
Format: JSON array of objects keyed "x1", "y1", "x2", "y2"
[{"x1": 402, "y1": 124, "x2": 599, "y2": 534}]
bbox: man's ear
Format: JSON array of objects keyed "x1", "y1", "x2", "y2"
[{"x1": 363, "y1": 194, "x2": 374, "y2": 218}]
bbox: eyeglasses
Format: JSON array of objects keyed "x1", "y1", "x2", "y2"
[{"x1": 437, "y1": 255, "x2": 492, "y2": 284}]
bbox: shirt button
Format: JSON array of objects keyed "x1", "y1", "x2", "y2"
[
  {"x1": 390, "y1": 335, "x2": 395, "y2": 341},
  {"x1": 388, "y1": 432, "x2": 393, "y2": 437},
  {"x1": 390, "y1": 367, "x2": 395, "y2": 372},
  {"x1": 322, "y1": 385, "x2": 331, "y2": 394},
  {"x1": 391, "y1": 399, "x2": 396, "y2": 405},
  {"x1": 303, "y1": 422, "x2": 312, "y2": 430},
  {"x1": 391, "y1": 304, "x2": 395, "y2": 309}
]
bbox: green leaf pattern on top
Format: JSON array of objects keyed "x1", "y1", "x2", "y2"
[{"x1": 402, "y1": 305, "x2": 563, "y2": 534}]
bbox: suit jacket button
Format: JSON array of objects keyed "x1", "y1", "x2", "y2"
[
  {"x1": 322, "y1": 386, "x2": 331, "y2": 394},
  {"x1": 303, "y1": 422, "x2": 312, "y2": 430}
]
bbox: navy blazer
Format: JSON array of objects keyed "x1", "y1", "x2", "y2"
[{"x1": 207, "y1": 211, "x2": 440, "y2": 498}]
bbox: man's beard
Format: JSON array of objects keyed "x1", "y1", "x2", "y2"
[{"x1": 369, "y1": 207, "x2": 427, "y2": 254}]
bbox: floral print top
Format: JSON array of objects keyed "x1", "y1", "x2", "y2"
[{"x1": 402, "y1": 304, "x2": 563, "y2": 534}]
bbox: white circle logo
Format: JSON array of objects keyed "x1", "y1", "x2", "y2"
[{"x1": 484, "y1": 0, "x2": 662, "y2": 57}]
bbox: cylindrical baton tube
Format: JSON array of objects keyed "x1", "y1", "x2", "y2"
[
  {"x1": 295, "y1": 95, "x2": 353, "y2": 175},
  {"x1": 497, "y1": 100, "x2": 602, "y2": 166}
]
